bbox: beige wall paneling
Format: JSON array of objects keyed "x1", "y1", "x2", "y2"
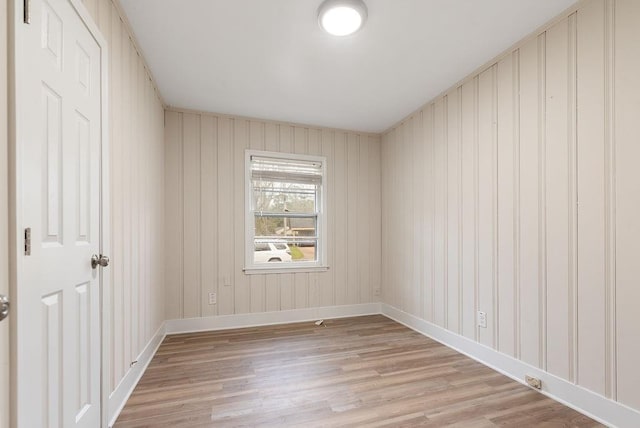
[
  {"x1": 403, "y1": 118, "x2": 413, "y2": 314},
  {"x1": 395, "y1": 120, "x2": 406, "y2": 313},
  {"x1": 200, "y1": 115, "x2": 218, "y2": 317},
  {"x1": 403, "y1": 121, "x2": 410, "y2": 314},
  {"x1": 576, "y1": 0, "x2": 607, "y2": 396},
  {"x1": 517, "y1": 35, "x2": 543, "y2": 369},
  {"x1": 393, "y1": 125, "x2": 405, "y2": 312},
  {"x1": 153, "y1": 99, "x2": 165, "y2": 330},
  {"x1": 394, "y1": 125, "x2": 402, "y2": 312},
  {"x1": 421, "y1": 114, "x2": 430, "y2": 320},
  {"x1": 346, "y1": 133, "x2": 359, "y2": 305},
  {"x1": 333, "y1": 131, "x2": 347, "y2": 307},
  {"x1": 404, "y1": 118, "x2": 411, "y2": 315},
  {"x1": 422, "y1": 104, "x2": 437, "y2": 322},
  {"x1": 477, "y1": 66, "x2": 498, "y2": 348},
  {"x1": 385, "y1": 129, "x2": 396, "y2": 309},
  {"x1": 0, "y1": 1, "x2": 9, "y2": 426},
  {"x1": 133, "y1": 46, "x2": 141, "y2": 358},
  {"x1": 132, "y1": 41, "x2": 141, "y2": 361},
  {"x1": 423, "y1": 106, "x2": 434, "y2": 323},
  {"x1": 142, "y1": 74, "x2": 148, "y2": 341},
  {"x1": 165, "y1": 111, "x2": 381, "y2": 317},
  {"x1": 380, "y1": 131, "x2": 391, "y2": 306},
  {"x1": 369, "y1": 135, "x2": 382, "y2": 305},
  {"x1": 615, "y1": 0, "x2": 640, "y2": 410},
  {"x1": 433, "y1": 101, "x2": 447, "y2": 326},
  {"x1": 460, "y1": 80, "x2": 477, "y2": 340},
  {"x1": 410, "y1": 117, "x2": 420, "y2": 317},
  {"x1": 144, "y1": 61, "x2": 153, "y2": 341},
  {"x1": 412, "y1": 113, "x2": 425, "y2": 320},
  {"x1": 446, "y1": 89, "x2": 461, "y2": 333},
  {"x1": 109, "y1": 6, "x2": 124, "y2": 389},
  {"x1": 403, "y1": 121, "x2": 412, "y2": 314},
  {"x1": 139, "y1": 42, "x2": 147, "y2": 359},
  {"x1": 394, "y1": 125, "x2": 404, "y2": 311},
  {"x1": 396, "y1": 124, "x2": 405, "y2": 312},
  {"x1": 183, "y1": 113, "x2": 201, "y2": 318},
  {"x1": 380, "y1": 0, "x2": 640, "y2": 420},
  {"x1": 357, "y1": 136, "x2": 370, "y2": 307},
  {"x1": 142, "y1": 71, "x2": 148, "y2": 343},
  {"x1": 165, "y1": 111, "x2": 183, "y2": 319},
  {"x1": 217, "y1": 117, "x2": 234, "y2": 315},
  {"x1": 496, "y1": 52, "x2": 517, "y2": 358},
  {"x1": 147, "y1": 63, "x2": 160, "y2": 343},
  {"x1": 385, "y1": 128, "x2": 396, "y2": 309},
  {"x1": 409, "y1": 115, "x2": 420, "y2": 317},
  {"x1": 544, "y1": 15, "x2": 575, "y2": 381}
]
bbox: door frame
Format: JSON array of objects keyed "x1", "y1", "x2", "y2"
[{"x1": 8, "y1": 0, "x2": 110, "y2": 425}]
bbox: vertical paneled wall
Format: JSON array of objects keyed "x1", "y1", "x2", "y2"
[
  {"x1": 382, "y1": 0, "x2": 640, "y2": 412},
  {"x1": 164, "y1": 109, "x2": 381, "y2": 319},
  {"x1": 80, "y1": 0, "x2": 165, "y2": 396}
]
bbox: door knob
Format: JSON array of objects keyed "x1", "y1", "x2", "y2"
[
  {"x1": 0, "y1": 295, "x2": 9, "y2": 322},
  {"x1": 91, "y1": 254, "x2": 110, "y2": 269}
]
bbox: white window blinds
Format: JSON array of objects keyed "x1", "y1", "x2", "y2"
[{"x1": 250, "y1": 156, "x2": 323, "y2": 185}]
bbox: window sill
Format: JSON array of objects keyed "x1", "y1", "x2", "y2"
[{"x1": 243, "y1": 266, "x2": 330, "y2": 275}]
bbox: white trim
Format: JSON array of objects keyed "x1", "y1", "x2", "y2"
[
  {"x1": 381, "y1": 303, "x2": 640, "y2": 428},
  {"x1": 165, "y1": 303, "x2": 381, "y2": 335},
  {"x1": 244, "y1": 149, "x2": 328, "y2": 272},
  {"x1": 243, "y1": 265, "x2": 329, "y2": 275},
  {"x1": 107, "y1": 323, "x2": 166, "y2": 427}
]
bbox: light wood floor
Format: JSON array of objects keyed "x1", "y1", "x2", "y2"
[{"x1": 115, "y1": 315, "x2": 601, "y2": 427}]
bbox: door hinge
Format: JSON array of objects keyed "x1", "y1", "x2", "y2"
[
  {"x1": 24, "y1": 228, "x2": 31, "y2": 256},
  {"x1": 24, "y1": 0, "x2": 31, "y2": 24}
]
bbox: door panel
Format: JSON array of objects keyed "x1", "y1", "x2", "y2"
[
  {"x1": 15, "y1": 0, "x2": 103, "y2": 426},
  {"x1": 0, "y1": 0, "x2": 9, "y2": 418}
]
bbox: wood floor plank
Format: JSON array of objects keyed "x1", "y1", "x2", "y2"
[{"x1": 115, "y1": 315, "x2": 601, "y2": 427}]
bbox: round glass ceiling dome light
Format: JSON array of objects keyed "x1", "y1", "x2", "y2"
[{"x1": 318, "y1": 0, "x2": 368, "y2": 36}]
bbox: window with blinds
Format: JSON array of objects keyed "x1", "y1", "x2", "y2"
[{"x1": 245, "y1": 150, "x2": 327, "y2": 272}]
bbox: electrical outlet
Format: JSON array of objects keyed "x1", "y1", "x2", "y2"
[
  {"x1": 208, "y1": 292, "x2": 217, "y2": 305},
  {"x1": 223, "y1": 274, "x2": 231, "y2": 287},
  {"x1": 477, "y1": 311, "x2": 487, "y2": 328},
  {"x1": 373, "y1": 288, "x2": 381, "y2": 297},
  {"x1": 525, "y1": 375, "x2": 542, "y2": 389}
]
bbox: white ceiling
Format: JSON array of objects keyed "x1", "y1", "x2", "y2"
[{"x1": 119, "y1": 0, "x2": 577, "y2": 133}]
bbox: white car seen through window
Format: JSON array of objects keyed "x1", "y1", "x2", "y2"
[{"x1": 254, "y1": 240, "x2": 292, "y2": 263}]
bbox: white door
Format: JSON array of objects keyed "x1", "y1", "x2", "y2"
[{"x1": 14, "y1": 0, "x2": 105, "y2": 426}]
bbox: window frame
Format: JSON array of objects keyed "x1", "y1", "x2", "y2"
[{"x1": 244, "y1": 149, "x2": 328, "y2": 274}]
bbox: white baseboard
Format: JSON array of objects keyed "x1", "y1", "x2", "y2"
[
  {"x1": 381, "y1": 303, "x2": 640, "y2": 428},
  {"x1": 107, "y1": 323, "x2": 167, "y2": 427},
  {"x1": 165, "y1": 303, "x2": 382, "y2": 335}
]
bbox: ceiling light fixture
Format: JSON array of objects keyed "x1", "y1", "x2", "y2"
[{"x1": 318, "y1": 0, "x2": 368, "y2": 36}]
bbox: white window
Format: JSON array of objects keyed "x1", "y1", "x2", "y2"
[{"x1": 245, "y1": 150, "x2": 328, "y2": 273}]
